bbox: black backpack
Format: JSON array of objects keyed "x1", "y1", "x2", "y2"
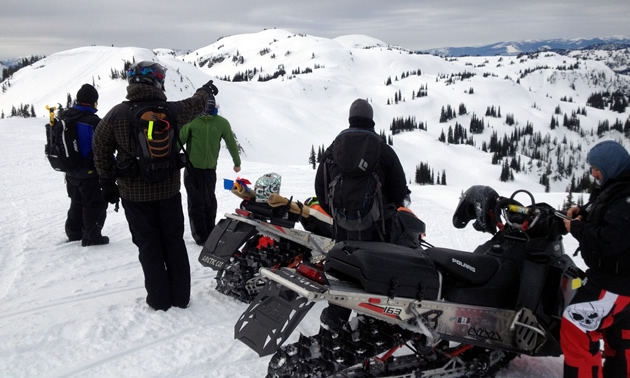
[
  {"x1": 126, "y1": 101, "x2": 184, "y2": 183},
  {"x1": 324, "y1": 129, "x2": 385, "y2": 234},
  {"x1": 44, "y1": 107, "x2": 83, "y2": 172}
]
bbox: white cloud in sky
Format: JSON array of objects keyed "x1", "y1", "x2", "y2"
[{"x1": 1, "y1": 0, "x2": 628, "y2": 59}]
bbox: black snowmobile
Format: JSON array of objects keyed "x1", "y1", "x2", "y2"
[
  {"x1": 234, "y1": 186, "x2": 585, "y2": 377},
  {"x1": 198, "y1": 178, "x2": 335, "y2": 303}
]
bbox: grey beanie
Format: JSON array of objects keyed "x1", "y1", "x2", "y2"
[{"x1": 349, "y1": 99, "x2": 373, "y2": 119}]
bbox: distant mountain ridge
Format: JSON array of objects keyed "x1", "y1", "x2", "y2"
[
  {"x1": 422, "y1": 36, "x2": 630, "y2": 57},
  {"x1": 1, "y1": 29, "x2": 629, "y2": 193}
]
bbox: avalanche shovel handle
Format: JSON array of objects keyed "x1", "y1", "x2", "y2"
[
  {"x1": 268, "y1": 194, "x2": 333, "y2": 225},
  {"x1": 46, "y1": 105, "x2": 56, "y2": 126}
]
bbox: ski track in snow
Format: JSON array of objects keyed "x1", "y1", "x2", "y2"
[{"x1": 0, "y1": 117, "x2": 579, "y2": 377}]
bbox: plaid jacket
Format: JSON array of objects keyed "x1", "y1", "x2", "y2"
[{"x1": 93, "y1": 84, "x2": 210, "y2": 202}]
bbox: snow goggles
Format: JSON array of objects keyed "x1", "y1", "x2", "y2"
[{"x1": 128, "y1": 67, "x2": 166, "y2": 81}]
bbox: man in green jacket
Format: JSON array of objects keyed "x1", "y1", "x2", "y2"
[{"x1": 180, "y1": 95, "x2": 242, "y2": 245}]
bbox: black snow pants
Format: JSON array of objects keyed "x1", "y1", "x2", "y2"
[
  {"x1": 183, "y1": 167, "x2": 217, "y2": 245},
  {"x1": 65, "y1": 175, "x2": 107, "y2": 242},
  {"x1": 122, "y1": 193, "x2": 191, "y2": 311}
]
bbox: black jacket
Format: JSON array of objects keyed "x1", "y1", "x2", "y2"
[
  {"x1": 93, "y1": 84, "x2": 209, "y2": 202},
  {"x1": 314, "y1": 123, "x2": 409, "y2": 239},
  {"x1": 571, "y1": 170, "x2": 630, "y2": 294}
]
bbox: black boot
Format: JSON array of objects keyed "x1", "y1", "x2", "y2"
[{"x1": 82, "y1": 235, "x2": 109, "y2": 247}]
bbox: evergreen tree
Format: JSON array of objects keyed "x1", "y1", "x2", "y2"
[
  {"x1": 563, "y1": 191, "x2": 575, "y2": 211},
  {"x1": 469, "y1": 113, "x2": 485, "y2": 134},
  {"x1": 309, "y1": 145, "x2": 316, "y2": 169},
  {"x1": 415, "y1": 162, "x2": 435, "y2": 185},
  {"x1": 500, "y1": 160, "x2": 511, "y2": 182}
]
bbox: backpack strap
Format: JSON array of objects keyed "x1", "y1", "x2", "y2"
[
  {"x1": 322, "y1": 145, "x2": 341, "y2": 239},
  {"x1": 371, "y1": 170, "x2": 386, "y2": 241}
]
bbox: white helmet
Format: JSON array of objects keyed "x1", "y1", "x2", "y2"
[{"x1": 255, "y1": 173, "x2": 281, "y2": 203}]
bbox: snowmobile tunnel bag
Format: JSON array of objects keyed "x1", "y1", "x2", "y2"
[
  {"x1": 199, "y1": 218, "x2": 257, "y2": 270},
  {"x1": 325, "y1": 241, "x2": 440, "y2": 300}
]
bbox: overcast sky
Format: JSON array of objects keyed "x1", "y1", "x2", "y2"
[{"x1": 1, "y1": 0, "x2": 629, "y2": 61}]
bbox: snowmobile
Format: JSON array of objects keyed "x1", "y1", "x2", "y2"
[
  {"x1": 198, "y1": 177, "x2": 335, "y2": 303},
  {"x1": 234, "y1": 186, "x2": 585, "y2": 377}
]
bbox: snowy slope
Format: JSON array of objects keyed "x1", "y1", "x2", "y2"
[
  {"x1": 0, "y1": 29, "x2": 626, "y2": 377},
  {"x1": 1, "y1": 31, "x2": 628, "y2": 191},
  {"x1": 0, "y1": 116, "x2": 582, "y2": 377}
]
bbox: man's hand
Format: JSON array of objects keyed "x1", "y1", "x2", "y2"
[
  {"x1": 563, "y1": 207, "x2": 584, "y2": 232},
  {"x1": 567, "y1": 206, "x2": 581, "y2": 219},
  {"x1": 233, "y1": 166, "x2": 241, "y2": 173},
  {"x1": 100, "y1": 180, "x2": 119, "y2": 204},
  {"x1": 202, "y1": 80, "x2": 218, "y2": 95}
]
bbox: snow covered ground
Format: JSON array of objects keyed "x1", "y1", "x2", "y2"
[
  {"x1": 0, "y1": 116, "x2": 584, "y2": 377},
  {"x1": 3, "y1": 29, "x2": 623, "y2": 376}
]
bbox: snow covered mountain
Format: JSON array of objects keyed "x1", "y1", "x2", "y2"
[
  {"x1": 422, "y1": 36, "x2": 630, "y2": 57},
  {"x1": 0, "y1": 28, "x2": 628, "y2": 377},
  {"x1": 1, "y1": 29, "x2": 629, "y2": 193}
]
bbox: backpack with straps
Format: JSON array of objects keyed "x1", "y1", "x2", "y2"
[
  {"x1": 325, "y1": 129, "x2": 385, "y2": 234},
  {"x1": 126, "y1": 102, "x2": 184, "y2": 183},
  {"x1": 44, "y1": 106, "x2": 83, "y2": 172}
]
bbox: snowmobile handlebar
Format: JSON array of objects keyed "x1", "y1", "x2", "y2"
[{"x1": 494, "y1": 190, "x2": 541, "y2": 235}]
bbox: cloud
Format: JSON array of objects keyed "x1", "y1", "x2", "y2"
[{"x1": 1, "y1": 0, "x2": 628, "y2": 60}]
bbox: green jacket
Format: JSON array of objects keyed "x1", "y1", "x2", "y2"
[{"x1": 179, "y1": 115, "x2": 241, "y2": 170}]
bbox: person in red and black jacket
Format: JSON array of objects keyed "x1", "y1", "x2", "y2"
[
  {"x1": 561, "y1": 140, "x2": 630, "y2": 378},
  {"x1": 62, "y1": 84, "x2": 109, "y2": 246}
]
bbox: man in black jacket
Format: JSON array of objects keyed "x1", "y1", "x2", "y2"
[
  {"x1": 93, "y1": 61, "x2": 216, "y2": 311},
  {"x1": 314, "y1": 98, "x2": 410, "y2": 328},
  {"x1": 561, "y1": 140, "x2": 630, "y2": 377},
  {"x1": 315, "y1": 98, "x2": 409, "y2": 241},
  {"x1": 63, "y1": 84, "x2": 109, "y2": 246}
]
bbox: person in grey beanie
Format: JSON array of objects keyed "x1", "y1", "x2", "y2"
[
  {"x1": 314, "y1": 98, "x2": 410, "y2": 329},
  {"x1": 560, "y1": 140, "x2": 630, "y2": 377},
  {"x1": 315, "y1": 98, "x2": 409, "y2": 240}
]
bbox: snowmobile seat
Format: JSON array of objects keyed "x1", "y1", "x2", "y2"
[
  {"x1": 426, "y1": 246, "x2": 521, "y2": 309},
  {"x1": 324, "y1": 240, "x2": 440, "y2": 300},
  {"x1": 424, "y1": 247, "x2": 500, "y2": 285}
]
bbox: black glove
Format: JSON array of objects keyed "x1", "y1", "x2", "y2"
[
  {"x1": 202, "y1": 80, "x2": 218, "y2": 95},
  {"x1": 100, "y1": 179, "x2": 120, "y2": 205}
]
